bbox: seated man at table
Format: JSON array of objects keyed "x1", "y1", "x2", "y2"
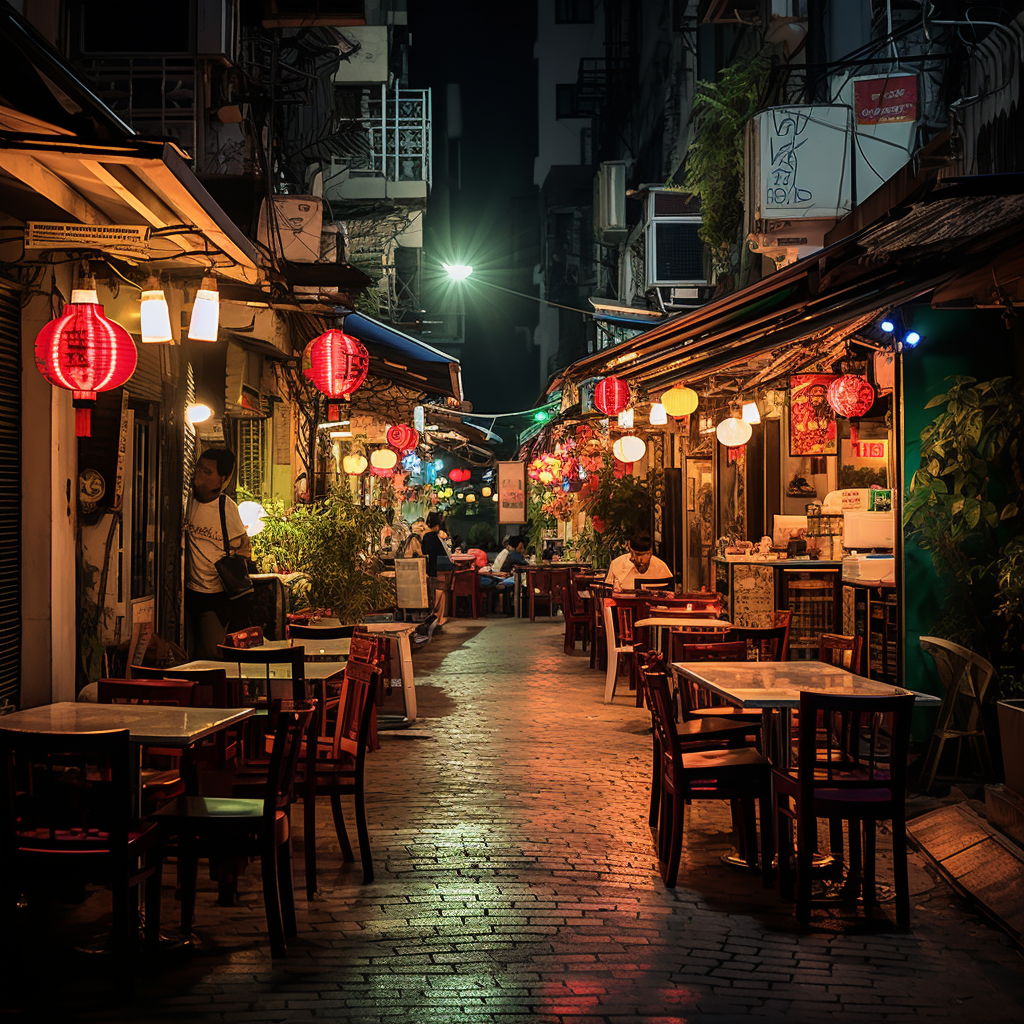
[
  {"x1": 605, "y1": 531, "x2": 672, "y2": 592},
  {"x1": 491, "y1": 535, "x2": 513, "y2": 573}
]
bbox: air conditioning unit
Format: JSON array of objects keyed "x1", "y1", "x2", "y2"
[
  {"x1": 644, "y1": 189, "x2": 705, "y2": 291},
  {"x1": 593, "y1": 161, "x2": 628, "y2": 243},
  {"x1": 197, "y1": 0, "x2": 236, "y2": 59}
]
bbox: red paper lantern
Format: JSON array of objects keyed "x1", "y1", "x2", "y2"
[
  {"x1": 304, "y1": 329, "x2": 369, "y2": 400},
  {"x1": 34, "y1": 289, "x2": 138, "y2": 437},
  {"x1": 827, "y1": 374, "x2": 875, "y2": 418},
  {"x1": 594, "y1": 375, "x2": 630, "y2": 416},
  {"x1": 449, "y1": 468, "x2": 471, "y2": 483},
  {"x1": 386, "y1": 424, "x2": 419, "y2": 453}
]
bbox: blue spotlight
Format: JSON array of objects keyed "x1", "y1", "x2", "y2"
[
  {"x1": 880, "y1": 319, "x2": 895, "y2": 333},
  {"x1": 904, "y1": 331, "x2": 921, "y2": 347}
]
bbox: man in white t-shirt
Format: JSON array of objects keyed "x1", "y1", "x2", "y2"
[
  {"x1": 491, "y1": 535, "x2": 512, "y2": 573},
  {"x1": 184, "y1": 448, "x2": 251, "y2": 659},
  {"x1": 605, "y1": 532, "x2": 672, "y2": 592}
]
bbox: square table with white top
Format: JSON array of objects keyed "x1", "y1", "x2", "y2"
[{"x1": 173, "y1": 657, "x2": 348, "y2": 704}]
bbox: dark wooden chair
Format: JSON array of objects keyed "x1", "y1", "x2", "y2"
[
  {"x1": 0, "y1": 728, "x2": 164, "y2": 954},
  {"x1": 634, "y1": 576, "x2": 675, "y2": 591},
  {"x1": 675, "y1": 642, "x2": 763, "y2": 726},
  {"x1": 773, "y1": 610, "x2": 792, "y2": 662},
  {"x1": 644, "y1": 667, "x2": 773, "y2": 889},
  {"x1": 528, "y1": 567, "x2": 568, "y2": 621},
  {"x1": 154, "y1": 702, "x2": 314, "y2": 958},
  {"x1": 818, "y1": 633, "x2": 864, "y2": 671},
  {"x1": 725, "y1": 626, "x2": 790, "y2": 662},
  {"x1": 451, "y1": 566, "x2": 483, "y2": 619},
  {"x1": 773, "y1": 690, "x2": 915, "y2": 927},
  {"x1": 288, "y1": 623, "x2": 354, "y2": 640},
  {"x1": 561, "y1": 575, "x2": 590, "y2": 655},
  {"x1": 217, "y1": 643, "x2": 307, "y2": 703}
]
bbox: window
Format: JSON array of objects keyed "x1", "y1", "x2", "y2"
[
  {"x1": 556, "y1": 84, "x2": 578, "y2": 119},
  {"x1": 556, "y1": 0, "x2": 595, "y2": 24}
]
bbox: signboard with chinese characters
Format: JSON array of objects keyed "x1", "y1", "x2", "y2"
[
  {"x1": 497, "y1": 461, "x2": 527, "y2": 525},
  {"x1": 853, "y1": 75, "x2": 917, "y2": 125}
]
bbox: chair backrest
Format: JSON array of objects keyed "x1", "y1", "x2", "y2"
[
  {"x1": 96, "y1": 678, "x2": 197, "y2": 707},
  {"x1": 669, "y1": 629, "x2": 731, "y2": 662},
  {"x1": 725, "y1": 626, "x2": 789, "y2": 662},
  {"x1": 327, "y1": 660, "x2": 380, "y2": 761},
  {"x1": 216, "y1": 643, "x2": 306, "y2": 701},
  {"x1": 679, "y1": 641, "x2": 747, "y2": 662},
  {"x1": 129, "y1": 666, "x2": 239, "y2": 708},
  {"x1": 566, "y1": 574, "x2": 588, "y2": 616},
  {"x1": 772, "y1": 610, "x2": 792, "y2": 661},
  {"x1": 531, "y1": 568, "x2": 553, "y2": 595},
  {"x1": 612, "y1": 600, "x2": 637, "y2": 644},
  {"x1": 452, "y1": 566, "x2": 479, "y2": 596},
  {"x1": 0, "y1": 729, "x2": 134, "y2": 859},
  {"x1": 262, "y1": 703, "x2": 315, "y2": 819},
  {"x1": 794, "y1": 690, "x2": 914, "y2": 803},
  {"x1": 347, "y1": 632, "x2": 383, "y2": 667},
  {"x1": 643, "y1": 666, "x2": 681, "y2": 769},
  {"x1": 919, "y1": 636, "x2": 996, "y2": 734},
  {"x1": 634, "y1": 577, "x2": 675, "y2": 591},
  {"x1": 224, "y1": 626, "x2": 264, "y2": 649},
  {"x1": 288, "y1": 623, "x2": 353, "y2": 640},
  {"x1": 818, "y1": 633, "x2": 863, "y2": 671},
  {"x1": 550, "y1": 567, "x2": 571, "y2": 596}
]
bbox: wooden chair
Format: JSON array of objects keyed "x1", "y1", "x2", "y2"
[
  {"x1": 154, "y1": 703, "x2": 314, "y2": 958},
  {"x1": 773, "y1": 690, "x2": 915, "y2": 927},
  {"x1": 918, "y1": 636, "x2": 996, "y2": 793},
  {"x1": 589, "y1": 581, "x2": 613, "y2": 671},
  {"x1": 0, "y1": 728, "x2": 164, "y2": 954},
  {"x1": 772, "y1": 610, "x2": 792, "y2": 662},
  {"x1": 561, "y1": 575, "x2": 590, "y2": 655},
  {"x1": 644, "y1": 667, "x2": 773, "y2": 889},
  {"x1": 603, "y1": 598, "x2": 640, "y2": 703},
  {"x1": 634, "y1": 576, "x2": 675, "y2": 591},
  {"x1": 725, "y1": 626, "x2": 789, "y2": 662},
  {"x1": 528, "y1": 567, "x2": 565, "y2": 621},
  {"x1": 451, "y1": 566, "x2": 483, "y2": 619},
  {"x1": 818, "y1": 633, "x2": 863, "y2": 672},
  {"x1": 288, "y1": 623, "x2": 353, "y2": 640},
  {"x1": 217, "y1": 643, "x2": 307, "y2": 703},
  {"x1": 675, "y1": 642, "x2": 763, "y2": 726}
]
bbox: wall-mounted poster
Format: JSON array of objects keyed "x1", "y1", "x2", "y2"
[
  {"x1": 497, "y1": 461, "x2": 527, "y2": 524},
  {"x1": 789, "y1": 374, "x2": 838, "y2": 456}
]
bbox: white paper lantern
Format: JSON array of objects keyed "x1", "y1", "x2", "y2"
[
  {"x1": 716, "y1": 417, "x2": 752, "y2": 447},
  {"x1": 612, "y1": 435, "x2": 647, "y2": 463},
  {"x1": 140, "y1": 289, "x2": 173, "y2": 343},
  {"x1": 237, "y1": 500, "x2": 267, "y2": 537},
  {"x1": 370, "y1": 447, "x2": 398, "y2": 470},
  {"x1": 617, "y1": 407, "x2": 634, "y2": 429},
  {"x1": 741, "y1": 401, "x2": 761, "y2": 424},
  {"x1": 649, "y1": 402, "x2": 667, "y2": 426}
]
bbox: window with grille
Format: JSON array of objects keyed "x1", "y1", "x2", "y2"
[{"x1": 238, "y1": 419, "x2": 266, "y2": 495}]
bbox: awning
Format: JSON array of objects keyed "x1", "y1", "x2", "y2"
[
  {"x1": 339, "y1": 311, "x2": 463, "y2": 401},
  {"x1": 552, "y1": 174, "x2": 1024, "y2": 396}
]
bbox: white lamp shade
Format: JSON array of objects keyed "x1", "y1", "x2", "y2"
[
  {"x1": 649, "y1": 402, "x2": 667, "y2": 426},
  {"x1": 140, "y1": 290, "x2": 173, "y2": 343},
  {"x1": 188, "y1": 286, "x2": 220, "y2": 341},
  {"x1": 185, "y1": 402, "x2": 212, "y2": 424},
  {"x1": 370, "y1": 448, "x2": 398, "y2": 470},
  {"x1": 741, "y1": 401, "x2": 761, "y2": 424},
  {"x1": 612, "y1": 435, "x2": 647, "y2": 463},
  {"x1": 617, "y1": 407, "x2": 634, "y2": 429},
  {"x1": 237, "y1": 500, "x2": 267, "y2": 537},
  {"x1": 343, "y1": 454, "x2": 367, "y2": 475},
  {"x1": 716, "y1": 417, "x2": 752, "y2": 447},
  {"x1": 71, "y1": 289, "x2": 99, "y2": 304},
  {"x1": 491, "y1": 492, "x2": 498, "y2": 502}
]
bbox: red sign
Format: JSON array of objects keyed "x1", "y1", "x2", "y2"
[
  {"x1": 851, "y1": 440, "x2": 888, "y2": 460},
  {"x1": 853, "y1": 75, "x2": 917, "y2": 125}
]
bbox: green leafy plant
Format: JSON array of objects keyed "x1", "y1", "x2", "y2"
[
  {"x1": 684, "y1": 49, "x2": 773, "y2": 277},
  {"x1": 579, "y1": 467, "x2": 660, "y2": 567},
  {"x1": 244, "y1": 485, "x2": 393, "y2": 624},
  {"x1": 903, "y1": 376, "x2": 1024, "y2": 677}
]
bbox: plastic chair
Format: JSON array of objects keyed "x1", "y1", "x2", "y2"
[
  {"x1": 918, "y1": 636, "x2": 996, "y2": 793},
  {"x1": 154, "y1": 703, "x2": 314, "y2": 958},
  {"x1": 0, "y1": 728, "x2": 163, "y2": 954},
  {"x1": 818, "y1": 633, "x2": 863, "y2": 672},
  {"x1": 772, "y1": 690, "x2": 915, "y2": 927},
  {"x1": 644, "y1": 667, "x2": 773, "y2": 889}
]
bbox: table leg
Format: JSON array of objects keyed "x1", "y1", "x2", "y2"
[{"x1": 398, "y1": 635, "x2": 416, "y2": 723}]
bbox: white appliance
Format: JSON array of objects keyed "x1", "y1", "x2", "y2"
[
  {"x1": 822, "y1": 488, "x2": 873, "y2": 512},
  {"x1": 843, "y1": 554, "x2": 895, "y2": 585},
  {"x1": 773, "y1": 514, "x2": 808, "y2": 546},
  {"x1": 843, "y1": 510, "x2": 895, "y2": 550}
]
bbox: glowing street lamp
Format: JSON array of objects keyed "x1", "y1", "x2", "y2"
[{"x1": 442, "y1": 263, "x2": 473, "y2": 280}]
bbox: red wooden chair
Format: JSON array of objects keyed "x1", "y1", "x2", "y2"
[
  {"x1": 451, "y1": 566, "x2": 483, "y2": 619},
  {"x1": 773, "y1": 690, "x2": 915, "y2": 927},
  {"x1": 0, "y1": 728, "x2": 164, "y2": 954},
  {"x1": 773, "y1": 610, "x2": 792, "y2": 662},
  {"x1": 154, "y1": 703, "x2": 314, "y2": 958},
  {"x1": 818, "y1": 633, "x2": 864, "y2": 672},
  {"x1": 561, "y1": 574, "x2": 590, "y2": 655}
]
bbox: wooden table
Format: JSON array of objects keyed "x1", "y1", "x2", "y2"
[
  {"x1": 635, "y1": 617, "x2": 732, "y2": 630},
  {"x1": 253, "y1": 638, "x2": 351, "y2": 662},
  {"x1": 175, "y1": 657, "x2": 347, "y2": 703}
]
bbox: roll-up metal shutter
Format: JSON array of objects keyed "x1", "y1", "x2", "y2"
[
  {"x1": 128, "y1": 341, "x2": 167, "y2": 404},
  {"x1": 0, "y1": 285, "x2": 20, "y2": 708}
]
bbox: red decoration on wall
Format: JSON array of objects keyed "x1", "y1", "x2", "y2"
[
  {"x1": 593, "y1": 375, "x2": 630, "y2": 416},
  {"x1": 34, "y1": 290, "x2": 138, "y2": 437},
  {"x1": 386, "y1": 424, "x2": 419, "y2": 452},
  {"x1": 827, "y1": 374, "x2": 876, "y2": 418},
  {"x1": 304, "y1": 329, "x2": 369, "y2": 400}
]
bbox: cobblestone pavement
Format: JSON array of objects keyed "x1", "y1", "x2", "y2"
[{"x1": 6, "y1": 618, "x2": 1022, "y2": 1023}]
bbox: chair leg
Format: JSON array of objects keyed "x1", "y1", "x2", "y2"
[
  {"x1": 796, "y1": 809, "x2": 816, "y2": 923},
  {"x1": 847, "y1": 818, "x2": 862, "y2": 896},
  {"x1": 304, "y1": 795, "x2": 318, "y2": 900},
  {"x1": 603, "y1": 651, "x2": 619, "y2": 703},
  {"x1": 777, "y1": 805, "x2": 795, "y2": 902},
  {"x1": 330, "y1": 793, "x2": 355, "y2": 863},
  {"x1": 260, "y1": 837, "x2": 287, "y2": 958},
  {"x1": 144, "y1": 855, "x2": 163, "y2": 951},
  {"x1": 354, "y1": 777, "x2": 374, "y2": 884},
  {"x1": 648, "y1": 735, "x2": 661, "y2": 828},
  {"x1": 663, "y1": 792, "x2": 684, "y2": 888},
  {"x1": 758, "y1": 782, "x2": 774, "y2": 889},
  {"x1": 277, "y1": 838, "x2": 298, "y2": 938},
  {"x1": 179, "y1": 834, "x2": 199, "y2": 936},
  {"x1": 863, "y1": 818, "x2": 877, "y2": 920},
  {"x1": 891, "y1": 814, "x2": 910, "y2": 929}
]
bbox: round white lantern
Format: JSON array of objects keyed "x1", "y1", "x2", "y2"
[
  {"x1": 237, "y1": 500, "x2": 267, "y2": 537},
  {"x1": 612, "y1": 435, "x2": 647, "y2": 463},
  {"x1": 370, "y1": 447, "x2": 398, "y2": 471},
  {"x1": 716, "y1": 417, "x2": 752, "y2": 447}
]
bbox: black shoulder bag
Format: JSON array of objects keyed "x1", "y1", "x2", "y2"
[{"x1": 215, "y1": 494, "x2": 254, "y2": 599}]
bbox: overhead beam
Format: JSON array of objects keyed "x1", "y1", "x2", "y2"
[{"x1": 0, "y1": 150, "x2": 111, "y2": 225}]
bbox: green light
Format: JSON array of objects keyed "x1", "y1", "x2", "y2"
[{"x1": 534, "y1": 409, "x2": 550, "y2": 423}]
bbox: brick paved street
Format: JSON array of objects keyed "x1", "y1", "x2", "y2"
[{"x1": 5, "y1": 618, "x2": 1022, "y2": 1023}]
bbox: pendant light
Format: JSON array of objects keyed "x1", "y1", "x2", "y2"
[
  {"x1": 185, "y1": 402, "x2": 212, "y2": 425},
  {"x1": 304, "y1": 329, "x2": 369, "y2": 403},
  {"x1": 140, "y1": 281, "x2": 173, "y2": 343},
  {"x1": 343, "y1": 453, "x2": 368, "y2": 475},
  {"x1": 617, "y1": 407, "x2": 634, "y2": 429},
  {"x1": 741, "y1": 400, "x2": 761, "y2": 424},
  {"x1": 716, "y1": 416, "x2": 752, "y2": 447},
  {"x1": 370, "y1": 448, "x2": 398, "y2": 472},
  {"x1": 660, "y1": 383, "x2": 699, "y2": 418},
  {"x1": 187, "y1": 276, "x2": 220, "y2": 342},
  {"x1": 612, "y1": 435, "x2": 646, "y2": 463},
  {"x1": 649, "y1": 402, "x2": 667, "y2": 426},
  {"x1": 594, "y1": 375, "x2": 630, "y2": 416}
]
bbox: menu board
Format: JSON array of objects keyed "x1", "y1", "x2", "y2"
[
  {"x1": 394, "y1": 557, "x2": 429, "y2": 609},
  {"x1": 731, "y1": 564, "x2": 775, "y2": 628}
]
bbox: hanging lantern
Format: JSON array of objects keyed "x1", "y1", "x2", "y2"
[
  {"x1": 370, "y1": 447, "x2": 398, "y2": 471},
  {"x1": 649, "y1": 402, "x2": 667, "y2": 426},
  {"x1": 481, "y1": 486, "x2": 492, "y2": 497},
  {"x1": 741, "y1": 401, "x2": 761, "y2": 424},
  {"x1": 187, "y1": 276, "x2": 220, "y2": 342},
  {"x1": 237, "y1": 500, "x2": 267, "y2": 538},
  {"x1": 386, "y1": 423, "x2": 419, "y2": 453},
  {"x1": 304, "y1": 329, "x2": 369, "y2": 410},
  {"x1": 343, "y1": 454, "x2": 368, "y2": 475},
  {"x1": 594, "y1": 375, "x2": 630, "y2": 416},
  {"x1": 450, "y1": 467, "x2": 471, "y2": 483},
  {"x1": 827, "y1": 374, "x2": 875, "y2": 418},
  {"x1": 466, "y1": 493, "x2": 477, "y2": 503},
  {"x1": 491, "y1": 492, "x2": 499, "y2": 502},
  {"x1": 716, "y1": 417, "x2": 752, "y2": 447},
  {"x1": 140, "y1": 287, "x2": 173, "y2": 343},
  {"x1": 617, "y1": 407, "x2": 634, "y2": 429},
  {"x1": 661, "y1": 383, "x2": 699, "y2": 418},
  {"x1": 612, "y1": 435, "x2": 646, "y2": 463},
  {"x1": 34, "y1": 288, "x2": 138, "y2": 437}
]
